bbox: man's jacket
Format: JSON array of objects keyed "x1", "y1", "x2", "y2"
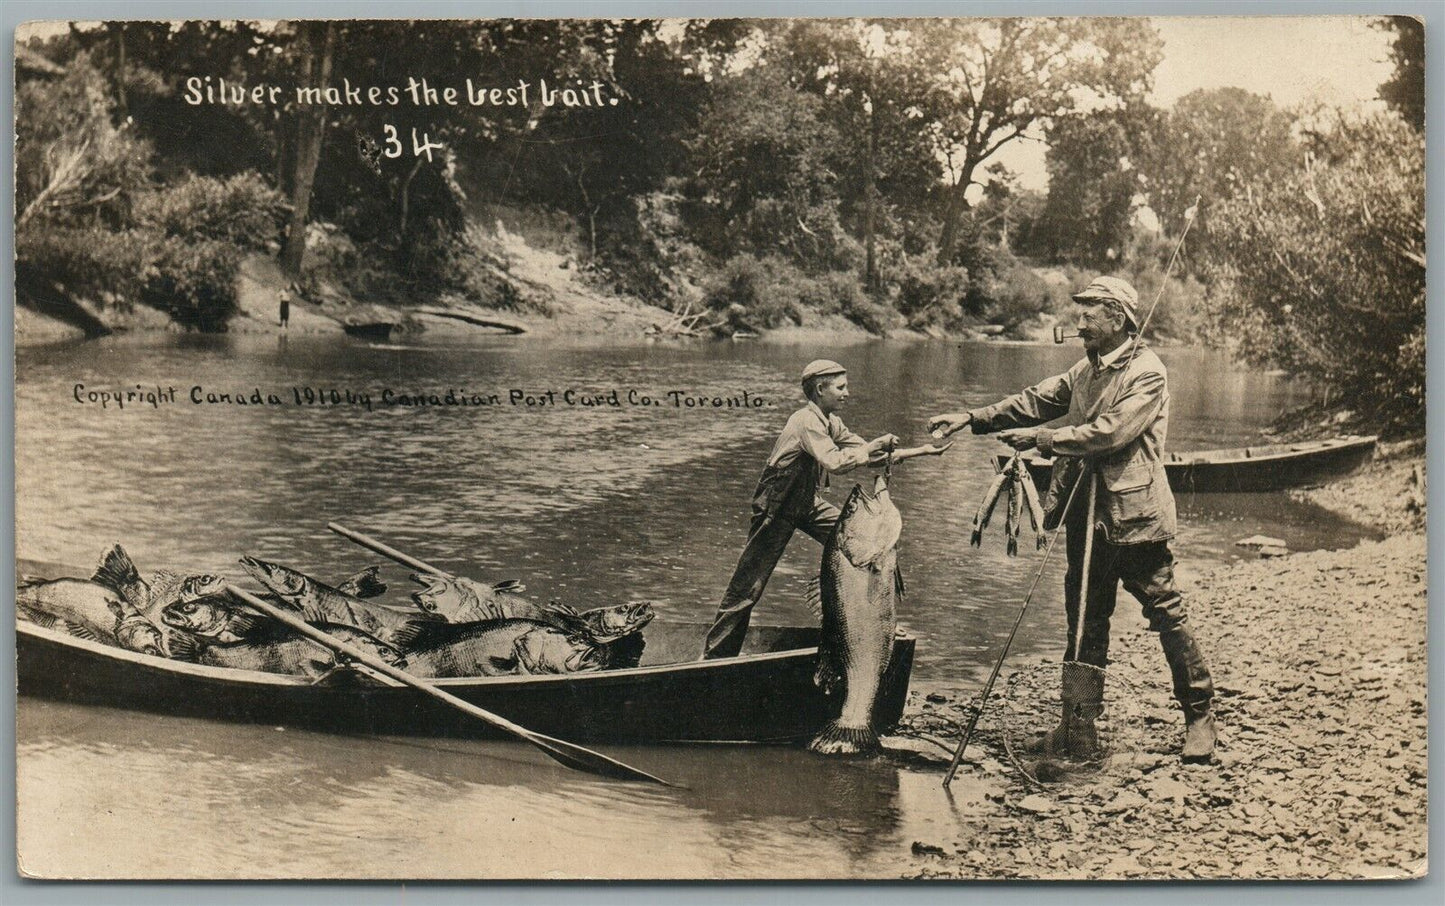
[{"x1": 968, "y1": 340, "x2": 1177, "y2": 544}]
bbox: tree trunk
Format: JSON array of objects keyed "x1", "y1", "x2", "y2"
[
  {"x1": 935, "y1": 160, "x2": 977, "y2": 265},
  {"x1": 864, "y1": 97, "x2": 878, "y2": 293},
  {"x1": 112, "y1": 24, "x2": 127, "y2": 118},
  {"x1": 282, "y1": 22, "x2": 334, "y2": 279},
  {"x1": 398, "y1": 157, "x2": 423, "y2": 238}
]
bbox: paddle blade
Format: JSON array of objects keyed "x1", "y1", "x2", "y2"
[{"x1": 521, "y1": 730, "x2": 676, "y2": 786}]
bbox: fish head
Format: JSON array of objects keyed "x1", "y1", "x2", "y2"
[
  {"x1": 408, "y1": 573, "x2": 480, "y2": 621},
  {"x1": 331, "y1": 627, "x2": 407, "y2": 668},
  {"x1": 833, "y1": 481, "x2": 903, "y2": 571},
  {"x1": 515, "y1": 629, "x2": 603, "y2": 674},
  {"x1": 580, "y1": 600, "x2": 656, "y2": 641},
  {"x1": 239, "y1": 557, "x2": 310, "y2": 602},
  {"x1": 179, "y1": 574, "x2": 227, "y2": 602},
  {"x1": 161, "y1": 596, "x2": 235, "y2": 637},
  {"x1": 117, "y1": 617, "x2": 165, "y2": 657}
]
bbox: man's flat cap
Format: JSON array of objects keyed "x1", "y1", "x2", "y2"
[
  {"x1": 801, "y1": 359, "x2": 848, "y2": 382},
  {"x1": 1072, "y1": 276, "x2": 1140, "y2": 329}
]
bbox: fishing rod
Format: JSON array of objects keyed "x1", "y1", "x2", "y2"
[{"x1": 942, "y1": 195, "x2": 1203, "y2": 790}]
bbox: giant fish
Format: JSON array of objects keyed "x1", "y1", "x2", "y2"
[
  {"x1": 90, "y1": 544, "x2": 227, "y2": 659},
  {"x1": 808, "y1": 473, "x2": 903, "y2": 756},
  {"x1": 239, "y1": 557, "x2": 440, "y2": 648},
  {"x1": 400, "y1": 619, "x2": 605, "y2": 678},
  {"x1": 411, "y1": 573, "x2": 655, "y2": 644},
  {"x1": 17, "y1": 577, "x2": 130, "y2": 646}
]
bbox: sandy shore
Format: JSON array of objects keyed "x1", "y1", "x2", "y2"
[{"x1": 891, "y1": 445, "x2": 1428, "y2": 880}]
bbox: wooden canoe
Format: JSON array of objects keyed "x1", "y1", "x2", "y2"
[
  {"x1": 342, "y1": 322, "x2": 396, "y2": 341},
  {"x1": 996, "y1": 435, "x2": 1377, "y2": 494},
  {"x1": 16, "y1": 619, "x2": 915, "y2": 745}
]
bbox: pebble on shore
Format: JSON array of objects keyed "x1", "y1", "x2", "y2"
[{"x1": 893, "y1": 452, "x2": 1428, "y2": 880}]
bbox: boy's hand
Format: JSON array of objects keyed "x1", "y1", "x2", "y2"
[{"x1": 928, "y1": 412, "x2": 971, "y2": 439}]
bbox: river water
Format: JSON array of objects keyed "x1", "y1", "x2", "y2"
[{"x1": 14, "y1": 333, "x2": 1377, "y2": 879}]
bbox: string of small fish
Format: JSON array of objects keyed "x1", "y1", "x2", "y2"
[
  {"x1": 970, "y1": 453, "x2": 1047, "y2": 556},
  {"x1": 17, "y1": 545, "x2": 655, "y2": 680}
]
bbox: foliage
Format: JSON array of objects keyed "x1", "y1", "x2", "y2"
[
  {"x1": 890, "y1": 256, "x2": 971, "y2": 330},
  {"x1": 1142, "y1": 88, "x2": 1297, "y2": 247},
  {"x1": 1374, "y1": 16, "x2": 1424, "y2": 132},
  {"x1": 1037, "y1": 107, "x2": 1158, "y2": 266},
  {"x1": 908, "y1": 18, "x2": 1163, "y2": 263},
  {"x1": 1201, "y1": 112, "x2": 1424, "y2": 432}
]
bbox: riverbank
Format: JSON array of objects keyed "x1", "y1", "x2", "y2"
[{"x1": 892, "y1": 445, "x2": 1428, "y2": 880}]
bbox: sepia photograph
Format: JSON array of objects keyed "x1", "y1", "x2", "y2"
[{"x1": 11, "y1": 12, "x2": 1429, "y2": 882}]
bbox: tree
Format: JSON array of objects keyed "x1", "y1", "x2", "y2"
[
  {"x1": 1375, "y1": 16, "x2": 1424, "y2": 132},
  {"x1": 1038, "y1": 106, "x2": 1160, "y2": 266},
  {"x1": 908, "y1": 18, "x2": 1162, "y2": 264},
  {"x1": 1202, "y1": 112, "x2": 1424, "y2": 432},
  {"x1": 281, "y1": 21, "x2": 334, "y2": 278},
  {"x1": 1142, "y1": 87, "x2": 1296, "y2": 247}
]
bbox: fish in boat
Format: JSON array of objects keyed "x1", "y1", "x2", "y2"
[
  {"x1": 17, "y1": 577, "x2": 130, "y2": 646},
  {"x1": 401, "y1": 619, "x2": 604, "y2": 678},
  {"x1": 160, "y1": 593, "x2": 272, "y2": 645},
  {"x1": 547, "y1": 599, "x2": 656, "y2": 644},
  {"x1": 90, "y1": 544, "x2": 227, "y2": 659},
  {"x1": 408, "y1": 573, "x2": 538, "y2": 622},
  {"x1": 411, "y1": 573, "x2": 655, "y2": 645},
  {"x1": 808, "y1": 472, "x2": 903, "y2": 756},
  {"x1": 239, "y1": 557, "x2": 440, "y2": 648},
  {"x1": 195, "y1": 621, "x2": 406, "y2": 677}
]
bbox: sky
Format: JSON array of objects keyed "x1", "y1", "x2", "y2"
[{"x1": 992, "y1": 15, "x2": 1399, "y2": 192}]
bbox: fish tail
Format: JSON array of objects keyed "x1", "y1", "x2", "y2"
[
  {"x1": 807, "y1": 721, "x2": 881, "y2": 757},
  {"x1": 92, "y1": 544, "x2": 140, "y2": 594}
]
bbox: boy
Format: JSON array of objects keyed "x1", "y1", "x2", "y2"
[{"x1": 702, "y1": 360, "x2": 899, "y2": 660}]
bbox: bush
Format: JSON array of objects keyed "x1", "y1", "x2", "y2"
[{"x1": 888, "y1": 256, "x2": 970, "y2": 330}]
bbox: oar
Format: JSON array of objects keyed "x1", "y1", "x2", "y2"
[
  {"x1": 222, "y1": 584, "x2": 672, "y2": 786},
  {"x1": 327, "y1": 522, "x2": 451, "y2": 577}
]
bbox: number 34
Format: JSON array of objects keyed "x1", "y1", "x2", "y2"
[{"x1": 382, "y1": 125, "x2": 444, "y2": 162}]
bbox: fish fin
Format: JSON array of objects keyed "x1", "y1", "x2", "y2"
[
  {"x1": 490, "y1": 654, "x2": 521, "y2": 674},
  {"x1": 17, "y1": 605, "x2": 57, "y2": 629},
  {"x1": 17, "y1": 574, "x2": 48, "y2": 590},
  {"x1": 807, "y1": 721, "x2": 880, "y2": 756},
  {"x1": 813, "y1": 651, "x2": 844, "y2": 695},
  {"x1": 61, "y1": 620, "x2": 103, "y2": 642},
  {"x1": 805, "y1": 576, "x2": 824, "y2": 617},
  {"x1": 91, "y1": 544, "x2": 141, "y2": 595},
  {"x1": 166, "y1": 632, "x2": 199, "y2": 662},
  {"x1": 337, "y1": 566, "x2": 387, "y2": 599},
  {"x1": 894, "y1": 564, "x2": 906, "y2": 600},
  {"x1": 493, "y1": 579, "x2": 526, "y2": 594},
  {"x1": 385, "y1": 618, "x2": 445, "y2": 652}
]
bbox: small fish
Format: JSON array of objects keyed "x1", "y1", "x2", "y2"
[
  {"x1": 1017, "y1": 458, "x2": 1048, "y2": 549},
  {"x1": 971, "y1": 465, "x2": 1010, "y2": 547},
  {"x1": 239, "y1": 557, "x2": 437, "y2": 648},
  {"x1": 808, "y1": 472, "x2": 903, "y2": 756},
  {"x1": 1006, "y1": 471, "x2": 1021, "y2": 557}
]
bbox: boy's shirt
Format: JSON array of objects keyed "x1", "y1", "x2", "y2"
[{"x1": 752, "y1": 401, "x2": 869, "y2": 521}]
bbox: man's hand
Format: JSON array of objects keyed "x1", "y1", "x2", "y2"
[
  {"x1": 998, "y1": 428, "x2": 1040, "y2": 451},
  {"x1": 866, "y1": 434, "x2": 901, "y2": 457},
  {"x1": 928, "y1": 412, "x2": 971, "y2": 439}
]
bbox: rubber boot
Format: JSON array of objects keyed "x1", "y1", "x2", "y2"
[
  {"x1": 1181, "y1": 703, "x2": 1216, "y2": 764},
  {"x1": 1041, "y1": 661, "x2": 1105, "y2": 760}
]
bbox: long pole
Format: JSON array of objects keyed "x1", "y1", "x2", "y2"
[
  {"x1": 328, "y1": 523, "x2": 451, "y2": 577},
  {"x1": 942, "y1": 196, "x2": 1203, "y2": 789},
  {"x1": 223, "y1": 584, "x2": 672, "y2": 786}
]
